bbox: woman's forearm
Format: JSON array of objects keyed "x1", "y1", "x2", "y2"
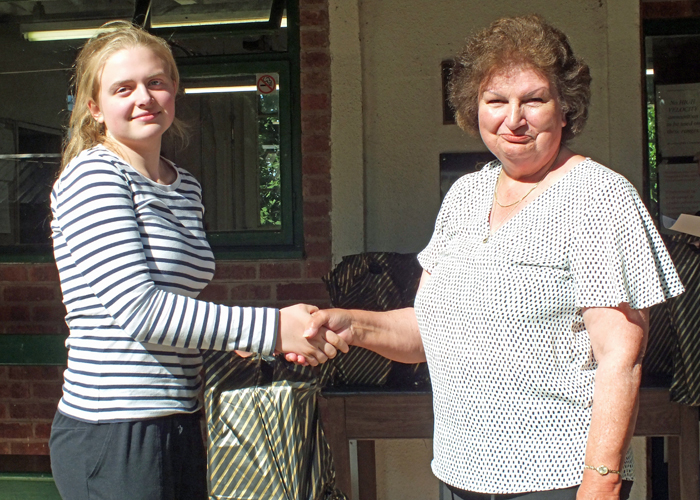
[
  {"x1": 306, "y1": 306, "x2": 425, "y2": 363},
  {"x1": 579, "y1": 305, "x2": 648, "y2": 498},
  {"x1": 348, "y1": 307, "x2": 425, "y2": 363},
  {"x1": 580, "y1": 357, "x2": 641, "y2": 496}
]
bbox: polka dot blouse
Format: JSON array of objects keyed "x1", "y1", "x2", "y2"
[{"x1": 414, "y1": 159, "x2": 683, "y2": 494}]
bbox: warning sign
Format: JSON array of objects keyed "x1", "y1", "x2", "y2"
[{"x1": 256, "y1": 74, "x2": 277, "y2": 94}]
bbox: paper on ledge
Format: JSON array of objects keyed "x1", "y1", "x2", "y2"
[{"x1": 670, "y1": 214, "x2": 700, "y2": 237}]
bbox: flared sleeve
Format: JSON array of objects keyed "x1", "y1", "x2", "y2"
[{"x1": 570, "y1": 171, "x2": 683, "y2": 309}]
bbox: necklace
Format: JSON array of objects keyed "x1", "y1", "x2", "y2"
[
  {"x1": 493, "y1": 170, "x2": 545, "y2": 208},
  {"x1": 483, "y1": 159, "x2": 557, "y2": 243}
]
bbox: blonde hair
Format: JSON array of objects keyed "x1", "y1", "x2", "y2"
[
  {"x1": 449, "y1": 14, "x2": 591, "y2": 142},
  {"x1": 61, "y1": 21, "x2": 186, "y2": 171}
]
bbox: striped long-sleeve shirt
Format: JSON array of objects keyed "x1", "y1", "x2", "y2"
[{"x1": 51, "y1": 145, "x2": 278, "y2": 423}]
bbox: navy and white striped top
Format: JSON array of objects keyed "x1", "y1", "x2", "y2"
[{"x1": 51, "y1": 145, "x2": 278, "y2": 423}]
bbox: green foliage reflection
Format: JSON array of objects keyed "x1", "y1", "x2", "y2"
[{"x1": 258, "y1": 93, "x2": 281, "y2": 227}]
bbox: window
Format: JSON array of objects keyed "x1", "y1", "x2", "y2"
[
  {"x1": 163, "y1": 61, "x2": 299, "y2": 254},
  {"x1": 0, "y1": 0, "x2": 302, "y2": 261},
  {"x1": 644, "y1": 19, "x2": 700, "y2": 233},
  {"x1": 0, "y1": 122, "x2": 62, "y2": 250}
]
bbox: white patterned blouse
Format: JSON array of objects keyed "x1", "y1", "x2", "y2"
[{"x1": 414, "y1": 158, "x2": 683, "y2": 494}]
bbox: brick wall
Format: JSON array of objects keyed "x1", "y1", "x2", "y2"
[{"x1": 0, "y1": 0, "x2": 332, "y2": 458}]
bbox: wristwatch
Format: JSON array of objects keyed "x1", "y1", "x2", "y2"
[{"x1": 584, "y1": 464, "x2": 621, "y2": 476}]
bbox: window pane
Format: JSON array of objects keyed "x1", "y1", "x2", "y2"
[
  {"x1": 0, "y1": 125, "x2": 61, "y2": 246},
  {"x1": 0, "y1": 1, "x2": 133, "y2": 20},
  {"x1": 163, "y1": 73, "x2": 282, "y2": 232},
  {"x1": 152, "y1": 0, "x2": 277, "y2": 27}
]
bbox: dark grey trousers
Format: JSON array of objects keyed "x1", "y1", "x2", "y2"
[
  {"x1": 446, "y1": 481, "x2": 633, "y2": 500},
  {"x1": 49, "y1": 410, "x2": 207, "y2": 500}
]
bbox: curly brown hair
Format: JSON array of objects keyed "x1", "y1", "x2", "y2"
[{"x1": 448, "y1": 14, "x2": 591, "y2": 142}]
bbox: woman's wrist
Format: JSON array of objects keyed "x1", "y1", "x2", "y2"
[{"x1": 580, "y1": 468, "x2": 622, "y2": 493}]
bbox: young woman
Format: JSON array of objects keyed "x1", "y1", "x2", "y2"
[{"x1": 49, "y1": 22, "x2": 345, "y2": 500}]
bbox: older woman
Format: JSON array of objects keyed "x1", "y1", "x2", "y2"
[{"x1": 302, "y1": 14, "x2": 683, "y2": 500}]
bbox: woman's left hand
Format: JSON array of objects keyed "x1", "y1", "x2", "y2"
[{"x1": 577, "y1": 469, "x2": 622, "y2": 499}]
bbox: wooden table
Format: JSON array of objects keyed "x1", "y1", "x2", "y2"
[{"x1": 319, "y1": 387, "x2": 699, "y2": 500}]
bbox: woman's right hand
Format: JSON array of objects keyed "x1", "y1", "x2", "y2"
[
  {"x1": 277, "y1": 304, "x2": 349, "y2": 366},
  {"x1": 284, "y1": 309, "x2": 355, "y2": 365},
  {"x1": 305, "y1": 309, "x2": 355, "y2": 345}
]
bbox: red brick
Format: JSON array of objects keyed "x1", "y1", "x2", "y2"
[
  {"x1": 31, "y1": 382, "x2": 63, "y2": 400},
  {"x1": 213, "y1": 263, "x2": 257, "y2": 281},
  {"x1": 28, "y1": 264, "x2": 60, "y2": 282},
  {"x1": 301, "y1": 93, "x2": 330, "y2": 111},
  {"x1": 300, "y1": 9, "x2": 329, "y2": 27},
  {"x1": 304, "y1": 218, "x2": 332, "y2": 239},
  {"x1": 196, "y1": 284, "x2": 228, "y2": 302},
  {"x1": 259, "y1": 262, "x2": 302, "y2": 280},
  {"x1": 302, "y1": 155, "x2": 330, "y2": 175},
  {"x1": 34, "y1": 423, "x2": 52, "y2": 439},
  {"x1": 301, "y1": 114, "x2": 331, "y2": 135},
  {"x1": 10, "y1": 441, "x2": 49, "y2": 455},
  {"x1": 301, "y1": 50, "x2": 331, "y2": 69},
  {"x1": 305, "y1": 259, "x2": 332, "y2": 279},
  {"x1": 229, "y1": 284, "x2": 272, "y2": 301},
  {"x1": 302, "y1": 175, "x2": 331, "y2": 198},
  {"x1": 301, "y1": 71, "x2": 331, "y2": 93},
  {"x1": 3, "y1": 285, "x2": 57, "y2": 302},
  {"x1": 8, "y1": 403, "x2": 57, "y2": 419},
  {"x1": 8, "y1": 366, "x2": 63, "y2": 381},
  {"x1": 303, "y1": 199, "x2": 330, "y2": 218},
  {"x1": 0, "y1": 423, "x2": 33, "y2": 439},
  {"x1": 0, "y1": 382, "x2": 30, "y2": 399},
  {"x1": 305, "y1": 240, "x2": 332, "y2": 259},
  {"x1": 31, "y1": 304, "x2": 67, "y2": 323},
  {"x1": 0, "y1": 265, "x2": 28, "y2": 282},
  {"x1": 302, "y1": 136, "x2": 331, "y2": 155},
  {"x1": 276, "y1": 282, "x2": 328, "y2": 301},
  {"x1": 300, "y1": 0, "x2": 327, "y2": 6},
  {"x1": 0, "y1": 367, "x2": 7, "y2": 380},
  {"x1": 0, "y1": 441, "x2": 9, "y2": 454},
  {"x1": 0, "y1": 305, "x2": 31, "y2": 322},
  {"x1": 301, "y1": 30, "x2": 329, "y2": 49}
]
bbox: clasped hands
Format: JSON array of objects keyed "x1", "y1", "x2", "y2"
[{"x1": 265, "y1": 304, "x2": 352, "y2": 366}]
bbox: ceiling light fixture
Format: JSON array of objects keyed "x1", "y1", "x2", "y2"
[
  {"x1": 151, "y1": 16, "x2": 287, "y2": 29},
  {"x1": 22, "y1": 17, "x2": 287, "y2": 42},
  {"x1": 24, "y1": 28, "x2": 103, "y2": 42},
  {"x1": 21, "y1": 20, "x2": 124, "y2": 42},
  {"x1": 184, "y1": 84, "x2": 279, "y2": 94}
]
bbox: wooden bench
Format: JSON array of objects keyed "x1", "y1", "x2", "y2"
[{"x1": 320, "y1": 387, "x2": 700, "y2": 500}]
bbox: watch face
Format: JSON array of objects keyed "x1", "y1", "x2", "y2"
[{"x1": 598, "y1": 466, "x2": 609, "y2": 475}]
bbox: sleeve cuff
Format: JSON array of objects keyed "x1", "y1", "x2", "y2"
[{"x1": 262, "y1": 308, "x2": 279, "y2": 356}]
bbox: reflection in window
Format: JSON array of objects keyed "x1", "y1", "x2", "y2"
[
  {"x1": 163, "y1": 74, "x2": 282, "y2": 232},
  {"x1": 0, "y1": 0, "x2": 299, "y2": 256},
  {"x1": 0, "y1": 122, "x2": 61, "y2": 246},
  {"x1": 152, "y1": 0, "x2": 278, "y2": 27}
]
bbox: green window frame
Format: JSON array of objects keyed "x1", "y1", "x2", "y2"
[
  {"x1": 175, "y1": 57, "x2": 303, "y2": 259},
  {"x1": 0, "y1": 0, "x2": 303, "y2": 262}
]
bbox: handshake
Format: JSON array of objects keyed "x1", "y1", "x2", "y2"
[
  {"x1": 274, "y1": 304, "x2": 354, "y2": 366},
  {"x1": 254, "y1": 301, "x2": 423, "y2": 366}
]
